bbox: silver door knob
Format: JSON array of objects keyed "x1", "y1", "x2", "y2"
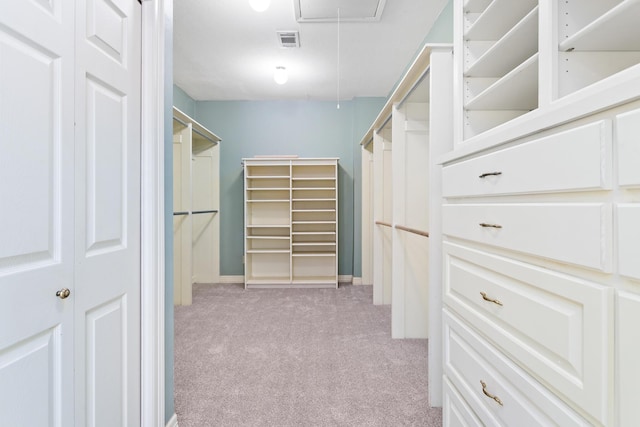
[{"x1": 56, "y1": 288, "x2": 71, "y2": 299}]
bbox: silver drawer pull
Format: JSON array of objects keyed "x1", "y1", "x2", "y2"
[
  {"x1": 480, "y1": 380, "x2": 504, "y2": 406},
  {"x1": 479, "y1": 171, "x2": 502, "y2": 178},
  {"x1": 479, "y1": 223, "x2": 502, "y2": 229},
  {"x1": 480, "y1": 292, "x2": 503, "y2": 306}
]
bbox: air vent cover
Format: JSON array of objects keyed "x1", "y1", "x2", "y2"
[{"x1": 277, "y1": 31, "x2": 300, "y2": 48}]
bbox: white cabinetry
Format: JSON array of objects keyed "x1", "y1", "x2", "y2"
[
  {"x1": 243, "y1": 157, "x2": 338, "y2": 288},
  {"x1": 441, "y1": 100, "x2": 640, "y2": 425},
  {"x1": 173, "y1": 107, "x2": 221, "y2": 305},
  {"x1": 443, "y1": 2, "x2": 640, "y2": 424}
]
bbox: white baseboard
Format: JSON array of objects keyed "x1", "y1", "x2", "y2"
[
  {"x1": 338, "y1": 275, "x2": 353, "y2": 284},
  {"x1": 352, "y1": 277, "x2": 362, "y2": 285},
  {"x1": 166, "y1": 413, "x2": 178, "y2": 427},
  {"x1": 219, "y1": 275, "x2": 245, "y2": 284}
]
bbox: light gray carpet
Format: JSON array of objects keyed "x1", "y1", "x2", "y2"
[{"x1": 174, "y1": 283, "x2": 442, "y2": 426}]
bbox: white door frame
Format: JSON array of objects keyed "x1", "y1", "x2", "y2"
[{"x1": 140, "y1": 0, "x2": 166, "y2": 425}]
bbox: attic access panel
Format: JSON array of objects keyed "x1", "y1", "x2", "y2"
[{"x1": 294, "y1": 0, "x2": 387, "y2": 22}]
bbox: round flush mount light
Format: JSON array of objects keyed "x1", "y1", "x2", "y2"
[
  {"x1": 249, "y1": 0, "x2": 270, "y2": 12},
  {"x1": 274, "y1": 66, "x2": 288, "y2": 85}
]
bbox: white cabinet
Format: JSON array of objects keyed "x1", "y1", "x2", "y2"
[
  {"x1": 445, "y1": 1, "x2": 640, "y2": 423},
  {"x1": 173, "y1": 107, "x2": 221, "y2": 305},
  {"x1": 243, "y1": 157, "x2": 338, "y2": 288},
  {"x1": 441, "y1": 101, "x2": 640, "y2": 426}
]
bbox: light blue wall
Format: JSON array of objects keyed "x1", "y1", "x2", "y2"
[
  {"x1": 173, "y1": 85, "x2": 196, "y2": 117},
  {"x1": 193, "y1": 100, "x2": 384, "y2": 277},
  {"x1": 164, "y1": 0, "x2": 175, "y2": 423},
  {"x1": 423, "y1": 0, "x2": 453, "y2": 44}
]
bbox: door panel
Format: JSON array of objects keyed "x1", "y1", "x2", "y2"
[
  {"x1": 75, "y1": 0, "x2": 141, "y2": 425},
  {"x1": 0, "y1": 0, "x2": 74, "y2": 425}
]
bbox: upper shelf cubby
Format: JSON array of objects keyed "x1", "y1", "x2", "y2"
[
  {"x1": 464, "y1": 0, "x2": 537, "y2": 40},
  {"x1": 557, "y1": 0, "x2": 640, "y2": 98}
]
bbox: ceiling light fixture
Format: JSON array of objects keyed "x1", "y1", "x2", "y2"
[
  {"x1": 249, "y1": 0, "x2": 270, "y2": 12},
  {"x1": 274, "y1": 66, "x2": 288, "y2": 85}
]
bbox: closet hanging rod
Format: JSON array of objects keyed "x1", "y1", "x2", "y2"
[
  {"x1": 173, "y1": 116, "x2": 219, "y2": 145},
  {"x1": 192, "y1": 210, "x2": 219, "y2": 215},
  {"x1": 375, "y1": 114, "x2": 392, "y2": 135},
  {"x1": 395, "y1": 224, "x2": 429, "y2": 238},
  {"x1": 375, "y1": 220, "x2": 392, "y2": 228},
  {"x1": 396, "y1": 66, "x2": 431, "y2": 109},
  {"x1": 173, "y1": 211, "x2": 189, "y2": 216}
]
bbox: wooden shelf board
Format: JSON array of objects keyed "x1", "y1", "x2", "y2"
[
  {"x1": 292, "y1": 221, "x2": 337, "y2": 224},
  {"x1": 292, "y1": 242, "x2": 336, "y2": 246},
  {"x1": 465, "y1": 53, "x2": 538, "y2": 110},
  {"x1": 292, "y1": 198, "x2": 336, "y2": 201},
  {"x1": 559, "y1": 1, "x2": 640, "y2": 52},
  {"x1": 246, "y1": 188, "x2": 289, "y2": 191},
  {"x1": 292, "y1": 187, "x2": 336, "y2": 191},
  {"x1": 246, "y1": 175, "x2": 290, "y2": 179},
  {"x1": 247, "y1": 224, "x2": 290, "y2": 228},
  {"x1": 466, "y1": 6, "x2": 538, "y2": 77},
  {"x1": 292, "y1": 209, "x2": 336, "y2": 213},
  {"x1": 291, "y1": 231, "x2": 336, "y2": 236},
  {"x1": 246, "y1": 236, "x2": 290, "y2": 240},
  {"x1": 292, "y1": 252, "x2": 337, "y2": 257},
  {"x1": 291, "y1": 177, "x2": 336, "y2": 181},
  {"x1": 247, "y1": 200, "x2": 290, "y2": 203},
  {"x1": 465, "y1": 0, "x2": 537, "y2": 40},
  {"x1": 247, "y1": 250, "x2": 291, "y2": 254}
]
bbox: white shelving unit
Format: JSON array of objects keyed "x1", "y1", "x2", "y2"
[
  {"x1": 454, "y1": 0, "x2": 640, "y2": 144},
  {"x1": 173, "y1": 107, "x2": 221, "y2": 306},
  {"x1": 243, "y1": 157, "x2": 338, "y2": 288}
]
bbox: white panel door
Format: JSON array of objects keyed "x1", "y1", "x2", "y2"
[
  {"x1": 74, "y1": 0, "x2": 141, "y2": 425},
  {"x1": 0, "y1": 0, "x2": 141, "y2": 425},
  {"x1": 0, "y1": 1, "x2": 75, "y2": 425}
]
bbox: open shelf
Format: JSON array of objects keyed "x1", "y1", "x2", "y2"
[
  {"x1": 465, "y1": 6, "x2": 538, "y2": 77},
  {"x1": 465, "y1": 0, "x2": 537, "y2": 41},
  {"x1": 465, "y1": 53, "x2": 538, "y2": 111},
  {"x1": 559, "y1": 0, "x2": 640, "y2": 52}
]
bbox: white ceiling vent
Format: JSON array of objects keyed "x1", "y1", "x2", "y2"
[
  {"x1": 277, "y1": 31, "x2": 300, "y2": 48},
  {"x1": 294, "y1": 0, "x2": 387, "y2": 22}
]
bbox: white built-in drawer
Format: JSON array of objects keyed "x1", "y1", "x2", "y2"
[
  {"x1": 443, "y1": 310, "x2": 590, "y2": 427},
  {"x1": 616, "y1": 108, "x2": 640, "y2": 186},
  {"x1": 618, "y1": 204, "x2": 640, "y2": 281},
  {"x1": 443, "y1": 377, "x2": 483, "y2": 427},
  {"x1": 443, "y1": 243, "x2": 613, "y2": 425},
  {"x1": 442, "y1": 120, "x2": 612, "y2": 197},
  {"x1": 442, "y1": 203, "x2": 612, "y2": 271}
]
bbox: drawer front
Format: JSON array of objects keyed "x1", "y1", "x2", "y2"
[
  {"x1": 618, "y1": 204, "x2": 640, "y2": 281},
  {"x1": 444, "y1": 243, "x2": 613, "y2": 425},
  {"x1": 442, "y1": 203, "x2": 612, "y2": 271},
  {"x1": 616, "y1": 108, "x2": 640, "y2": 187},
  {"x1": 442, "y1": 120, "x2": 611, "y2": 197},
  {"x1": 617, "y1": 291, "x2": 640, "y2": 427},
  {"x1": 443, "y1": 310, "x2": 590, "y2": 427},
  {"x1": 443, "y1": 377, "x2": 483, "y2": 427}
]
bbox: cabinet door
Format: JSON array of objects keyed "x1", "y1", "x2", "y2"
[{"x1": 617, "y1": 291, "x2": 640, "y2": 426}]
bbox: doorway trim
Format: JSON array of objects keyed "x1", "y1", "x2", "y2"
[{"x1": 141, "y1": 0, "x2": 166, "y2": 425}]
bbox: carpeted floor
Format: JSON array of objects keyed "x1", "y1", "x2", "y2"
[{"x1": 174, "y1": 283, "x2": 442, "y2": 426}]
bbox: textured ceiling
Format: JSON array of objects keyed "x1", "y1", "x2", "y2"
[{"x1": 173, "y1": 0, "x2": 448, "y2": 101}]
